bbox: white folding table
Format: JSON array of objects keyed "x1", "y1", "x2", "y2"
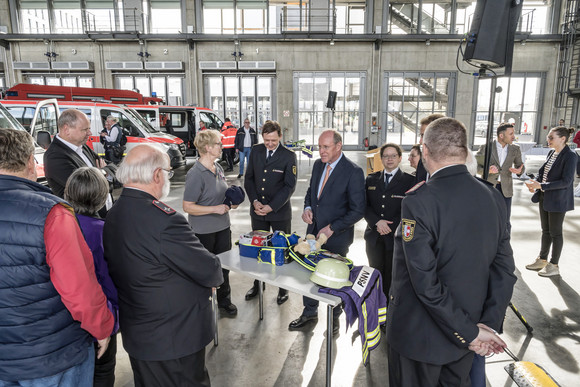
[{"x1": 213, "y1": 249, "x2": 341, "y2": 387}]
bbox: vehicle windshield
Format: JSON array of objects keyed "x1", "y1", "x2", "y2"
[
  {"x1": 126, "y1": 107, "x2": 160, "y2": 134},
  {"x1": 0, "y1": 104, "x2": 27, "y2": 131}
]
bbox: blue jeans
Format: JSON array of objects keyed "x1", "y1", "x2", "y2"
[
  {"x1": 239, "y1": 147, "x2": 252, "y2": 175},
  {"x1": 0, "y1": 345, "x2": 94, "y2": 387}
]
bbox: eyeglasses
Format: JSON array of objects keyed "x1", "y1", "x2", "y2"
[
  {"x1": 213, "y1": 142, "x2": 223, "y2": 147},
  {"x1": 381, "y1": 154, "x2": 399, "y2": 160},
  {"x1": 159, "y1": 167, "x2": 174, "y2": 179}
]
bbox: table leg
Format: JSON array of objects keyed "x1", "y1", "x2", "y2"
[
  {"x1": 326, "y1": 304, "x2": 333, "y2": 387},
  {"x1": 212, "y1": 287, "x2": 218, "y2": 346},
  {"x1": 259, "y1": 280, "x2": 264, "y2": 321}
]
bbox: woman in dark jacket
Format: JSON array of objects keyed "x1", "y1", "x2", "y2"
[
  {"x1": 64, "y1": 167, "x2": 119, "y2": 387},
  {"x1": 525, "y1": 127, "x2": 577, "y2": 277}
]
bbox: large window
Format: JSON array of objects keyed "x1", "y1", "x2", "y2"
[
  {"x1": 294, "y1": 71, "x2": 365, "y2": 147},
  {"x1": 24, "y1": 74, "x2": 94, "y2": 87},
  {"x1": 390, "y1": 1, "x2": 552, "y2": 35},
  {"x1": 204, "y1": 74, "x2": 275, "y2": 129},
  {"x1": 382, "y1": 72, "x2": 456, "y2": 146},
  {"x1": 471, "y1": 73, "x2": 545, "y2": 146},
  {"x1": 17, "y1": 0, "x2": 180, "y2": 34},
  {"x1": 202, "y1": 0, "x2": 364, "y2": 34},
  {"x1": 114, "y1": 75, "x2": 184, "y2": 105}
]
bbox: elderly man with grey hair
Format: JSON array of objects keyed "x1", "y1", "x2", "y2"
[
  {"x1": 386, "y1": 118, "x2": 516, "y2": 386},
  {"x1": 103, "y1": 144, "x2": 223, "y2": 386},
  {"x1": 100, "y1": 115, "x2": 125, "y2": 164},
  {"x1": 0, "y1": 129, "x2": 113, "y2": 385}
]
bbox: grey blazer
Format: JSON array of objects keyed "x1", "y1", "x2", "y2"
[{"x1": 476, "y1": 140, "x2": 525, "y2": 198}]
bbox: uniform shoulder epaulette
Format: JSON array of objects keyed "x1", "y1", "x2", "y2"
[
  {"x1": 152, "y1": 200, "x2": 176, "y2": 215},
  {"x1": 405, "y1": 181, "x2": 426, "y2": 195},
  {"x1": 369, "y1": 171, "x2": 382, "y2": 178}
]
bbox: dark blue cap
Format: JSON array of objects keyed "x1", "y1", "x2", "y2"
[{"x1": 224, "y1": 185, "x2": 245, "y2": 207}]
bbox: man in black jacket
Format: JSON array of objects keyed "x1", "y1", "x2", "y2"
[
  {"x1": 104, "y1": 144, "x2": 223, "y2": 386},
  {"x1": 44, "y1": 109, "x2": 106, "y2": 198},
  {"x1": 386, "y1": 117, "x2": 516, "y2": 386},
  {"x1": 234, "y1": 118, "x2": 258, "y2": 178},
  {"x1": 244, "y1": 120, "x2": 296, "y2": 305}
]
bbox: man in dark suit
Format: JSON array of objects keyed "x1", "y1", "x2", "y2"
[
  {"x1": 104, "y1": 144, "x2": 223, "y2": 386},
  {"x1": 476, "y1": 122, "x2": 525, "y2": 232},
  {"x1": 44, "y1": 109, "x2": 106, "y2": 198},
  {"x1": 415, "y1": 113, "x2": 445, "y2": 183},
  {"x1": 364, "y1": 143, "x2": 415, "y2": 298},
  {"x1": 289, "y1": 129, "x2": 365, "y2": 332},
  {"x1": 387, "y1": 117, "x2": 516, "y2": 386},
  {"x1": 244, "y1": 120, "x2": 297, "y2": 305}
]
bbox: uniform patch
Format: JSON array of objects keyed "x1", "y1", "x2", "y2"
[
  {"x1": 292, "y1": 165, "x2": 297, "y2": 175},
  {"x1": 405, "y1": 181, "x2": 425, "y2": 194},
  {"x1": 402, "y1": 219, "x2": 416, "y2": 242},
  {"x1": 368, "y1": 186, "x2": 376, "y2": 190},
  {"x1": 152, "y1": 200, "x2": 176, "y2": 215}
]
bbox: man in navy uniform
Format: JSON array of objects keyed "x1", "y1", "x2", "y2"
[
  {"x1": 386, "y1": 117, "x2": 516, "y2": 386},
  {"x1": 289, "y1": 129, "x2": 365, "y2": 332},
  {"x1": 244, "y1": 120, "x2": 297, "y2": 305},
  {"x1": 104, "y1": 144, "x2": 223, "y2": 386}
]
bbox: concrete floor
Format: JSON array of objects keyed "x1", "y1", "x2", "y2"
[{"x1": 112, "y1": 151, "x2": 580, "y2": 387}]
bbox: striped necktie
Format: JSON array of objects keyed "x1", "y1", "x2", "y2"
[{"x1": 318, "y1": 164, "x2": 332, "y2": 199}]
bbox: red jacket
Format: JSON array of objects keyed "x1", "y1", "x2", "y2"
[{"x1": 221, "y1": 121, "x2": 236, "y2": 149}]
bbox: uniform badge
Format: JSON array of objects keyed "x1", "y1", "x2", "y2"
[
  {"x1": 292, "y1": 165, "x2": 297, "y2": 175},
  {"x1": 152, "y1": 200, "x2": 176, "y2": 215},
  {"x1": 368, "y1": 186, "x2": 376, "y2": 190},
  {"x1": 402, "y1": 219, "x2": 416, "y2": 242}
]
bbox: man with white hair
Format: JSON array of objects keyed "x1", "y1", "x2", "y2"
[{"x1": 103, "y1": 144, "x2": 223, "y2": 386}]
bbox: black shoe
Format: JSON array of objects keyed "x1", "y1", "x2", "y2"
[
  {"x1": 277, "y1": 289, "x2": 289, "y2": 305},
  {"x1": 237, "y1": 174, "x2": 243, "y2": 178},
  {"x1": 219, "y1": 303, "x2": 238, "y2": 317},
  {"x1": 245, "y1": 282, "x2": 265, "y2": 300},
  {"x1": 288, "y1": 315, "x2": 318, "y2": 330},
  {"x1": 225, "y1": 168, "x2": 233, "y2": 172}
]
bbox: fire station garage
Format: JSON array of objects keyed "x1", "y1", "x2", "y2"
[{"x1": 1, "y1": 1, "x2": 580, "y2": 386}]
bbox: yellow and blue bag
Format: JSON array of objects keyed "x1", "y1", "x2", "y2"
[{"x1": 238, "y1": 230, "x2": 299, "y2": 266}]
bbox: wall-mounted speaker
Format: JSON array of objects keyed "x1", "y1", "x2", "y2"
[
  {"x1": 326, "y1": 91, "x2": 337, "y2": 110},
  {"x1": 463, "y1": 0, "x2": 523, "y2": 74}
]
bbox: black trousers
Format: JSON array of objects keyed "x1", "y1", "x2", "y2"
[
  {"x1": 388, "y1": 344, "x2": 473, "y2": 387},
  {"x1": 538, "y1": 192, "x2": 566, "y2": 265},
  {"x1": 196, "y1": 228, "x2": 232, "y2": 306},
  {"x1": 250, "y1": 217, "x2": 291, "y2": 293},
  {"x1": 365, "y1": 235, "x2": 394, "y2": 300},
  {"x1": 129, "y1": 347, "x2": 210, "y2": 387},
  {"x1": 93, "y1": 333, "x2": 117, "y2": 387},
  {"x1": 496, "y1": 184, "x2": 512, "y2": 234},
  {"x1": 223, "y1": 148, "x2": 235, "y2": 169},
  {"x1": 104, "y1": 146, "x2": 123, "y2": 164}
]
